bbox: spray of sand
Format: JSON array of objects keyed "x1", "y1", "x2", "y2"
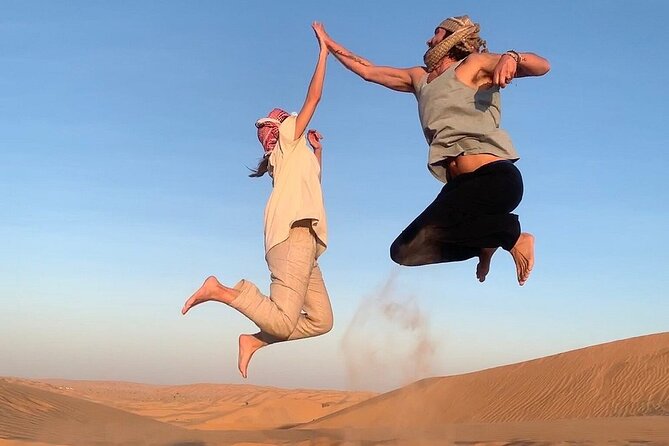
[{"x1": 340, "y1": 270, "x2": 438, "y2": 391}]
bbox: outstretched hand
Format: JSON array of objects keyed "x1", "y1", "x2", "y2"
[
  {"x1": 307, "y1": 129, "x2": 324, "y2": 151},
  {"x1": 312, "y1": 22, "x2": 329, "y2": 51},
  {"x1": 492, "y1": 54, "x2": 517, "y2": 88}
]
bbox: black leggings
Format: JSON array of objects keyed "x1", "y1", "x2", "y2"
[{"x1": 390, "y1": 160, "x2": 523, "y2": 266}]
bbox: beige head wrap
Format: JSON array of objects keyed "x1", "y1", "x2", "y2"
[{"x1": 423, "y1": 15, "x2": 487, "y2": 72}]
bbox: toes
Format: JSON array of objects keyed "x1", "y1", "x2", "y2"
[
  {"x1": 518, "y1": 262, "x2": 532, "y2": 286},
  {"x1": 181, "y1": 296, "x2": 201, "y2": 314}
]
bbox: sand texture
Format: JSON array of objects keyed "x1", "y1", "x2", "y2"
[{"x1": 2, "y1": 332, "x2": 668, "y2": 445}]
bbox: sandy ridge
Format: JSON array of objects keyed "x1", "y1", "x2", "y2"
[
  {"x1": 4, "y1": 378, "x2": 376, "y2": 431},
  {"x1": 307, "y1": 332, "x2": 669, "y2": 429},
  {"x1": 2, "y1": 332, "x2": 668, "y2": 445}
]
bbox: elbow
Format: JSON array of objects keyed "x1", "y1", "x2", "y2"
[
  {"x1": 306, "y1": 93, "x2": 322, "y2": 107},
  {"x1": 520, "y1": 53, "x2": 550, "y2": 77},
  {"x1": 535, "y1": 56, "x2": 551, "y2": 75},
  {"x1": 541, "y1": 60, "x2": 551, "y2": 75},
  {"x1": 523, "y1": 60, "x2": 550, "y2": 77}
]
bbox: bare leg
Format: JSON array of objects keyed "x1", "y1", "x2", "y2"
[
  {"x1": 510, "y1": 233, "x2": 535, "y2": 286},
  {"x1": 238, "y1": 333, "x2": 267, "y2": 379},
  {"x1": 476, "y1": 247, "x2": 498, "y2": 283},
  {"x1": 181, "y1": 276, "x2": 240, "y2": 315}
]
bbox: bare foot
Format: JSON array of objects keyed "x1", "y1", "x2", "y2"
[
  {"x1": 476, "y1": 247, "x2": 498, "y2": 282},
  {"x1": 181, "y1": 276, "x2": 236, "y2": 315},
  {"x1": 510, "y1": 233, "x2": 535, "y2": 286},
  {"x1": 238, "y1": 334, "x2": 267, "y2": 379}
]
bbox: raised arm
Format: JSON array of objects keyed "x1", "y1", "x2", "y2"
[
  {"x1": 313, "y1": 23, "x2": 422, "y2": 93},
  {"x1": 294, "y1": 22, "x2": 329, "y2": 141}
]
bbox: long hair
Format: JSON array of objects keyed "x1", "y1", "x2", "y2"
[{"x1": 248, "y1": 155, "x2": 270, "y2": 178}]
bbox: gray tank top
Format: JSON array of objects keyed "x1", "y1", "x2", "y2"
[{"x1": 415, "y1": 61, "x2": 519, "y2": 183}]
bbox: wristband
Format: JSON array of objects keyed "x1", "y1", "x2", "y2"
[{"x1": 505, "y1": 50, "x2": 522, "y2": 65}]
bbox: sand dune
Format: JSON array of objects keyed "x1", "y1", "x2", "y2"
[
  {"x1": 0, "y1": 382, "x2": 306, "y2": 445},
  {"x1": 307, "y1": 332, "x2": 669, "y2": 431},
  {"x1": 8, "y1": 379, "x2": 374, "y2": 430},
  {"x1": 0, "y1": 379, "x2": 214, "y2": 445},
  {"x1": 2, "y1": 332, "x2": 668, "y2": 445}
]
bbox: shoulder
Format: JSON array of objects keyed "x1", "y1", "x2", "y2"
[
  {"x1": 408, "y1": 66, "x2": 428, "y2": 83},
  {"x1": 455, "y1": 53, "x2": 501, "y2": 85},
  {"x1": 279, "y1": 115, "x2": 298, "y2": 139},
  {"x1": 461, "y1": 52, "x2": 506, "y2": 73},
  {"x1": 277, "y1": 115, "x2": 303, "y2": 151},
  {"x1": 279, "y1": 115, "x2": 297, "y2": 131},
  {"x1": 396, "y1": 66, "x2": 427, "y2": 92},
  {"x1": 459, "y1": 52, "x2": 488, "y2": 68}
]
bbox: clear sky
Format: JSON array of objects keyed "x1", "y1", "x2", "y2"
[{"x1": 1, "y1": 1, "x2": 668, "y2": 392}]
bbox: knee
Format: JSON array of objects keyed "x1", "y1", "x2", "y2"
[
  {"x1": 268, "y1": 318, "x2": 298, "y2": 340},
  {"x1": 390, "y1": 240, "x2": 413, "y2": 266},
  {"x1": 390, "y1": 239, "x2": 403, "y2": 265},
  {"x1": 316, "y1": 313, "x2": 334, "y2": 335}
]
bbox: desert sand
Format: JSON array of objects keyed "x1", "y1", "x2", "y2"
[{"x1": 2, "y1": 332, "x2": 668, "y2": 445}]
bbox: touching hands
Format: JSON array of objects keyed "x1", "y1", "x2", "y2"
[
  {"x1": 307, "y1": 129, "x2": 324, "y2": 151},
  {"x1": 312, "y1": 22, "x2": 329, "y2": 54},
  {"x1": 492, "y1": 54, "x2": 517, "y2": 88}
]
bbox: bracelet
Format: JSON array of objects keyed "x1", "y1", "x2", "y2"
[{"x1": 504, "y1": 50, "x2": 522, "y2": 65}]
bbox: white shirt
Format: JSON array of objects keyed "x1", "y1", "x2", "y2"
[{"x1": 264, "y1": 116, "x2": 327, "y2": 257}]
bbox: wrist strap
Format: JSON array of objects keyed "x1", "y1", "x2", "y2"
[{"x1": 505, "y1": 50, "x2": 522, "y2": 65}]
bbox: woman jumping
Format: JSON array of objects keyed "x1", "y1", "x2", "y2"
[{"x1": 181, "y1": 22, "x2": 332, "y2": 378}]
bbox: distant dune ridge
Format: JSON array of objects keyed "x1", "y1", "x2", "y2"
[
  {"x1": 9, "y1": 381, "x2": 375, "y2": 431},
  {"x1": 1, "y1": 332, "x2": 669, "y2": 445}
]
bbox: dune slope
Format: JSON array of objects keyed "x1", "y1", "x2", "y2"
[
  {"x1": 0, "y1": 380, "x2": 209, "y2": 446},
  {"x1": 308, "y1": 332, "x2": 669, "y2": 429}
]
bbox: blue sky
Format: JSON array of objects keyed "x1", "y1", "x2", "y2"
[{"x1": 1, "y1": 1, "x2": 668, "y2": 391}]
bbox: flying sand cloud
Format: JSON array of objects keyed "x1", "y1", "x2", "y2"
[{"x1": 340, "y1": 270, "x2": 438, "y2": 391}]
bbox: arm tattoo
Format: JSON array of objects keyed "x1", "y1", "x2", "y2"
[{"x1": 333, "y1": 48, "x2": 371, "y2": 67}]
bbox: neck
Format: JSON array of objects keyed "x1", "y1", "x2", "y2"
[{"x1": 433, "y1": 56, "x2": 458, "y2": 74}]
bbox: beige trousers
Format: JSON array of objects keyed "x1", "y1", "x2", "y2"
[{"x1": 230, "y1": 222, "x2": 333, "y2": 343}]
